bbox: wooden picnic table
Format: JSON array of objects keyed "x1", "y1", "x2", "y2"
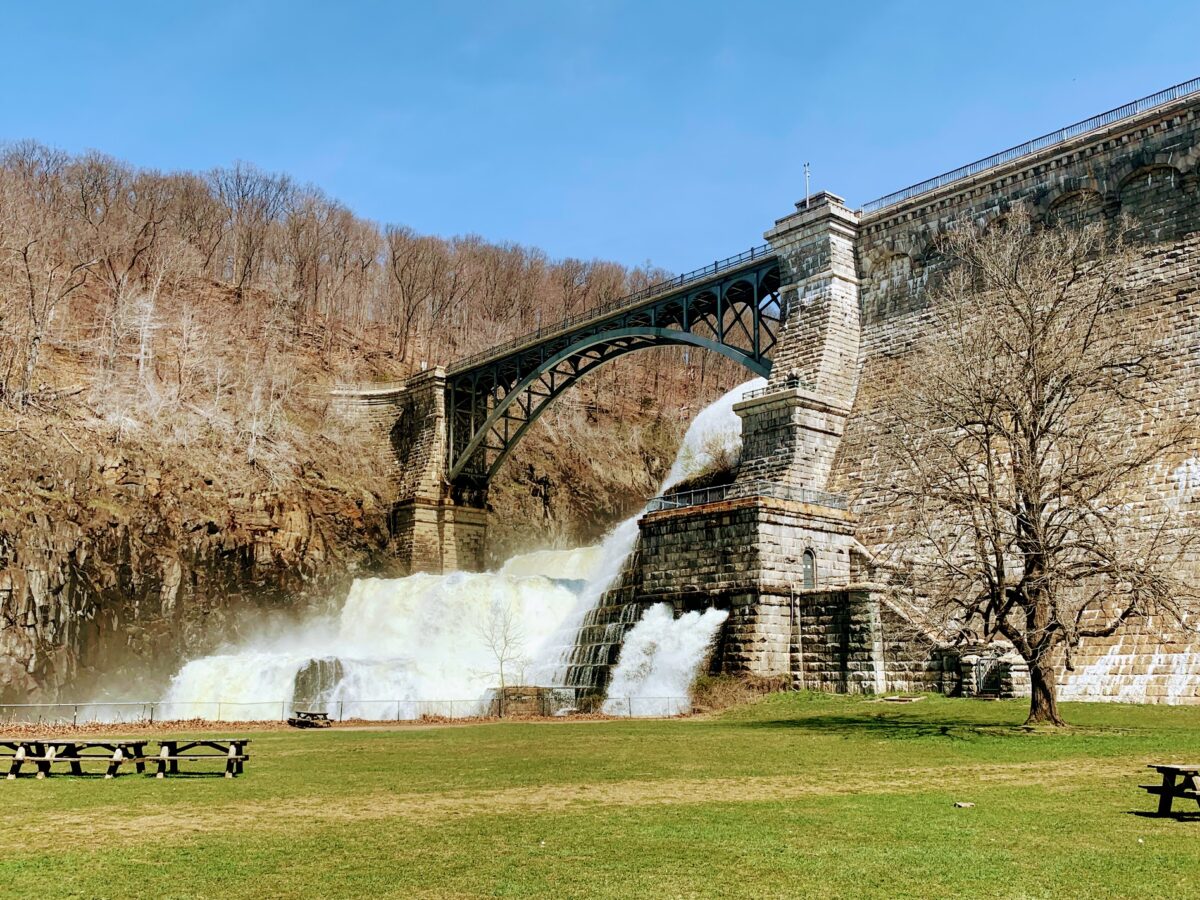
[
  {"x1": 1143, "y1": 764, "x2": 1200, "y2": 815},
  {"x1": 2, "y1": 738, "x2": 150, "y2": 779},
  {"x1": 155, "y1": 738, "x2": 251, "y2": 778},
  {"x1": 287, "y1": 710, "x2": 331, "y2": 728}
]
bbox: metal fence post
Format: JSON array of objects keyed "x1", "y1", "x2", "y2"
[{"x1": 338, "y1": 699, "x2": 344, "y2": 722}]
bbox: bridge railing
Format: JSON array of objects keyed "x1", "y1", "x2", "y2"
[
  {"x1": 860, "y1": 76, "x2": 1200, "y2": 215},
  {"x1": 645, "y1": 480, "x2": 849, "y2": 513},
  {"x1": 448, "y1": 243, "x2": 775, "y2": 374}
]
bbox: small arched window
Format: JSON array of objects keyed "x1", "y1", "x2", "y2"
[{"x1": 802, "y1": 549, "x2": 817, "y2": 589}]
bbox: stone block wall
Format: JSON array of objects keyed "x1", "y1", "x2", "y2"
[
  {"x1": 876, "y1": 600, "x2": 955, "y2": 695},
  {"x1": 329, "y1": 383, "x2": 407, "y2": 497},
  {"x1": 853, "y1": 95, "x2": 1200, "y2": 330},
  {"x1": 389, "y1": 368, "x2": 450, "y2": 504},
  {"x1": 792, "y1": 589, "x2": 885, "y2": 694},
  {"x1": 829, "y1": 91, "x2": 1200, "y2": 702},
  {"x1": 733, "y1": 193, "x2": 861, "y2": 497},
  {"x1": 734, "y1": 388, "x2": 851, "y2": 493},
  {"x1": 390, "y1": 501, "x2": 487, "y2": 574},
  {"x1": 764, "y1": 192, "x2": 861, "y2": 407},
  {"x1": 638, "y1": 497, "x2": 856, "y2": 604},
  {"x1": 626, "y1": 497, "x2": 876, "y2": 687},
  {"x1": 1058, "y1": 615, "x2": 1200, "y2": 704}
]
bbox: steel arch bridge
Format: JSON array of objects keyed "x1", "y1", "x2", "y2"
[{"x1": 444, "y1": 247, "x2": 782, "y2": 497}]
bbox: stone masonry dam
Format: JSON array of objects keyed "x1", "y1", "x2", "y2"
[{"x1": 341, "y1": 78, "x2": 1200, "y2": 703}]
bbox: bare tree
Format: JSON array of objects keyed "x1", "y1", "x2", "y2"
[
  {"x1": 209, "y1": 162, "x2": 291, "y2": 299},
  {"x1": 873, "y1": 211, "x2": 1198, "y2": 725},
  {"x1": 477, "y1": 598, "x2": 528, "y2": 699},
  {"x1": 63, "y1": 156, "x2": 170, "y2": 380},
  {"x1": 0, "y1": 148, "x2": 95, "y2": 406},
  {"x1": 169, "y1": 172, "x2": 228, "y2": 273},
  {"x1": 383, "y1": 226, "x2": 441, "y2": 361}
]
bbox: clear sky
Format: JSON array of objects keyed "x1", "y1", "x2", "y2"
[{"x1": 2, "y1": 1, "x2": 1196, "y2": 271}]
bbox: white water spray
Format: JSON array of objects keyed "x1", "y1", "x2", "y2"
[
  {"x1": 160, "y1": 379, "x2": 763, "y2": 720},
  {"x1": 661, "y1": 376, "x2": 764, "y2": 492},
  {"x1": 602, "y1": 604, "x2": 729, "y2": 717}
]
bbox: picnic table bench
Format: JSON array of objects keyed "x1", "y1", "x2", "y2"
[
  {"x1": 1142, "y1": 764, "x2": 1200, "y2": 815},
  {"x1": 287, "y1": 710, "x2": 331, "y2": 728},
  {"x1": 154, "y1": 738, "x2": 251, "y2": 778},
  {"x1": 2, "y1": 739, "x2": 149, "y2": 779}
]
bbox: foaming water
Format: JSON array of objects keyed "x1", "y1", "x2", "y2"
[
  {"x1": 162, "y1": 560, "x2": 608, "y2": 721},
  {"x1": 160, "y1": 380, "x2": 760, "y2": 721},
  {"x1": 1059, "y1": 636, "x2": 1200, "y2": 704},
  {"x1": 601, "y1": 604, "x2": 729, "y2": 717}
]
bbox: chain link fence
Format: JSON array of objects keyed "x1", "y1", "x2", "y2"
[{"x1": 0, "y1": 692, "x2": 694, "y2": 725}]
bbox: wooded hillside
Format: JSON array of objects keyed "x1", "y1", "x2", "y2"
[{"x1": 0, "y1": 142, "x2": 740, "y2": 698}]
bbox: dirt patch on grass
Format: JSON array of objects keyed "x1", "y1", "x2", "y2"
[{"x1": 0, "y1": 757, "x2": 1135, "y2": 853}]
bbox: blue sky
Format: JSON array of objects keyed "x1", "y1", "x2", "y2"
[{"x1": 2, "y1": 1, "x2": 1196, "y2": 271}]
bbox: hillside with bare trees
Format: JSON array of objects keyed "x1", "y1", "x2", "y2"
[{"x1": 0, "y1": 142, "x2": 740, "y2": 699}]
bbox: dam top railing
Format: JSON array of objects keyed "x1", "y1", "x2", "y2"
[
  {"x1": 860, "y1": 75, "x2": 1200, "y2": 215},
  {"x1": 739, "y1": 377, "x2": 814, "y2": 402},
  {"x1": 646, "y1": 481, "x2": 849, "y2": 513},
  {"x1": 448, "y1": 243, "x2": 775, "y2": 374}
]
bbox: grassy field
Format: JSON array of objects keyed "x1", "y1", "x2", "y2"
[{"x1": 2, "y1": 694, "x2": 1199, "y2": 899}]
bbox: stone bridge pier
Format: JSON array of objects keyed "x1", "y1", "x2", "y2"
[{"x1": 333, "y1": 369, "x2": 487, "y2": 574}]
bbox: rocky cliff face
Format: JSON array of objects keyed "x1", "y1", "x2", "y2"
[{"x1": 0, "y1": 423, "x2": 396, "y2": 702}]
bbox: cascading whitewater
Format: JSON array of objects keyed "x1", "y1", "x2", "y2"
[
  {"x1": 659, "y1": 378, "x2": 760, "y2": 492},
  {"x1": 161, "y1": 558, "x2": 601, "y2": 721},
  {"x1": 1059, "y1": 635, "x2": 1200, "y2": 705},
  {"x1": 601, "y1": 604, "x2": 729, "y2": 717},
  {"x1": 160, "y1": 377, "x2": 764, "y2": 721}
]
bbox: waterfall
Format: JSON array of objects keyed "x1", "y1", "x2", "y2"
[{"x1": 159, "y1": 377, "x2": 764, "y2": 721}]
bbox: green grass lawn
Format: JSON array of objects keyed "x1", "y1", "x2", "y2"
[{"x1": 2, "y1": 694, "x2": 1199, "y2": 899}]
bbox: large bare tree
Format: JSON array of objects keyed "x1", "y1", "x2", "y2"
[{"x1": 874, "y1": 211, "x2": 1198, "y2": 725}]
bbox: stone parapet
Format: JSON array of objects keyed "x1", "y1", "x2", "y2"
[{"x1": 328, "y1": 383, "x2": 408, "y2": 500}]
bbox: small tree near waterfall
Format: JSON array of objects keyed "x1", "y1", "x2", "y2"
[
  {"x1": 873, "y1": 211, "x2": 1198, "y2": 726},
  {"x1": 477, "y1": 599, "x2": 529, "y2": 709}
]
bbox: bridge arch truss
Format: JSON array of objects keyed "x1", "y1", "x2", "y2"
[{"x1": 445, "y1": 253, "x2": 782, "y2": 494}]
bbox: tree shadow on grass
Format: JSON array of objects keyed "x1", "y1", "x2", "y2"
[{"x1": 739, "y1": 714, "x2": 1031, "y2": 741}]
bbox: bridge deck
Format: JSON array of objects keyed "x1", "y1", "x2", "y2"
[{"x1": 447, "y1": 243, "x2": 776, "y2": 377}]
